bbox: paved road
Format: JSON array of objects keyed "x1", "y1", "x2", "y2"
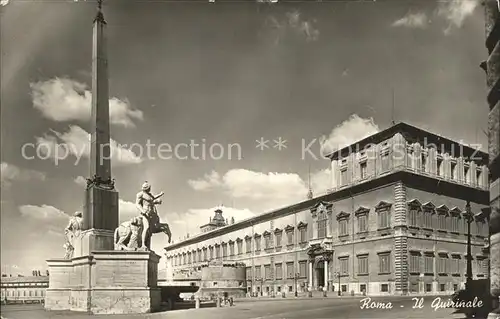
[{"x1": 0, "y1": 296, "x2": 464, "y2": 319}]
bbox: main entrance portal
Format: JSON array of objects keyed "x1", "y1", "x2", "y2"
[
  {"x1": 316, "y1": 261, "x2": 325, "y2": 289},
  {"x1": 306, "y1": 242, "x2": 333, "y2": 291}
]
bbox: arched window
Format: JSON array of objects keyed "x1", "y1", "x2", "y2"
[{"x1": 317, "y1": 211, "x2": 327, "y2": 239}]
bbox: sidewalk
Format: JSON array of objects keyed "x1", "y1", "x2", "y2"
[
  {"x1": 233, "y1": 293, "x2": 456, "y2": 303},
  {"x1": 233, "y1": 294, "x2": 363, "y2": 302}
]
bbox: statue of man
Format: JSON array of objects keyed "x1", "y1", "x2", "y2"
[
  {"x1": 63, "y1": 212, "x2": 83, "y2": 259},
  {"x1": 136, "y1": 181, "x2": 172, "y2": 250}
]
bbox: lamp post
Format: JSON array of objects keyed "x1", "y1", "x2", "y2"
[
  {"x1": 294, "y1": 273, "x2": 299, "y2": 297},
  {"x1": 465, "y1": 201, "x2": 473, "y2": 289},
  {"x1": 334, "y1": 272, "x2": 341, "y2": 296}
]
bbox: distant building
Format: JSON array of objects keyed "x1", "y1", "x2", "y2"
[
  {"x1": 1, "y1": 276, "x2": 49, "y2": 304},
  {"x1": 200, "y1": 209, "x2": 227, "y2": 233},
  {"x1": 164, "y1": 123, "x2": 490, "y2": 296}
]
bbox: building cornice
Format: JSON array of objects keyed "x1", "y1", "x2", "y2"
[
  {"x1": 164, "y1": 169, "x2": 489, "y2": 252},
  {"x1": 326, "y1": 122, "x2": 488, "y2": 165}
]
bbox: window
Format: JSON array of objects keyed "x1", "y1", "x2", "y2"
[
  {"x1": 209, "y1": 247, "x2": 214, "y2": 260},
  {"x1": 451, "y1": 216, "x2": 460, "y2": 233},
  {"x1": 264, "y1": 265, "x2": 271, "y2": 280},
  {"x1": 360, "y1": 161, "x2": 367, "y2": 179},
  {"x1": 339, "y1": 257, "x2": 349, "y2": 275},
  {"x1": 380, "y1": 284, "x2": 389, "y2": 292},
  {"x1": 203, "y1": 248, "x2": 207, "y2": 261},
  {"x1": 409, "y1": 209, "x2": 419, "y2": 227},
  {"x1": 299, "y1": 261, "x2": 307, "y2": 277},
  {"x1": 451, "y1": 162, "x2": 457, "y2": 180},
  {"x1": 264, "y1": 234, "x2": 272, "y2": 249},
  {"x1": 378, "y1": 253, "x2": 391, "y2": 273},
  {"x1": 286, "y1": 230, "x2": 294, "y2": 245},
  {"x1": 378, "y1": 210, "x2": 390, "y2": 229},
  {"x1": 437, "y1": 256, "x2": 448, "y2": 274},
  {"x1": 275, "y1": 232, "x2": 282, "y2": 247},
  {"x1": 464, "y1": 165, "x2": 470, "y2": 184},
  {"x1": 255, "y1": 266, "x2": 261, "y2": 278},
  {"x1": 381, "y1": 153, "x2": 390, "y2": 172},
  {"x1": 340, "y1": 169, "x2": 348, "y2": 186},
  {"x1": 237, "y1": 240, "x2": 243, "y2": 255},
  {"x1": 423, "y1": 211, "x2": 433, "y2": 229},
  {"x1": 454, "y1": 284, "x2": 458, "y2": 291},
  {"x1": 299, "y1": 227, "x2": 307, "y2": 243},
  {"x1": 317, "y1": 212, "x2": 327, "y2": 239},
  {"x1": 215, "y1": 245, "x2": 221, "y2": 259},
  {"x1": 424, "y1": 254, "x2": 434, "y2": 274},
  {"x1": 198, "y1": 250, "x2": 202, "y2": 262},
  {"x1": 360, "y1": 284, "x2": 367, "y2": 293},
  {"x1": 229, "y1": 242, "x2": 235, "y2": 256},
  {"x1": 275, "y1": 263, "x2": 282, "y2": 279},
  {"x1": 357, "y1": 215, "x2": 367, "y2": 233},
  {"x1": 255, "y1": 236, "x2": 261, "y2": 252},
  {"x1": 425, "y1": 284, "x2": 432, "y2": 292},
  {"x1": 341, "y1": 285, "x2": 347, "y2": 292},
  {"x1": 438, "y1": 214, "x2": 447, "y2": 231},
  {"x1": 246, "y1": 267, "x2": 252, "y2": 279},
  {"x1": 357, "y1": 255, "x2": 368, "y2": 275},
  {"x1": 245, "y1": 238, "x2": 252, "y2": 253},
  {"x1": 437, "y1": 158, "x2": 443, "y2": 176},
  {"x1": 339, "y1": 219, "x2": 348, "y2": 236},
  {"x1": 286, "y1": 262, "x2": 294, "y2": 279},
  {"x1": 477, "y1": 258, "x2": 487, "y2": 275},
  {"x1": 222, "y1": 244, "x2": 227, "y2": 258},
  {"x1": 440, "y1": 284, "x2": 446, "y2": 292},
  {"x1": 451, "y1": 257, "x2": 460, "y2": 274},
  {"x1": 409, "y1": 253, "x2": 421, "y2": 274},
  {"x1": 421, "y1": 153, "x2": 427, "y2": 172},
  {"x1": 476, "y1": 169, "x2": 482, "y2": 187}
]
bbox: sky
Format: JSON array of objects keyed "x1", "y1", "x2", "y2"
[{"x1": 0, "y1": 0, "x2": 490, "y2": 275}]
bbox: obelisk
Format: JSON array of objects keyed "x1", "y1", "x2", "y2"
[
  {"x1": 483, "y1": 1, "x2": 500, "y2": 318},
  {"x1": 80, "y1": 0, "x2": 119, "y2": 255}
]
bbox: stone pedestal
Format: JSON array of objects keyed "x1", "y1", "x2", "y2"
[
  {"x1": 83, "y1": 186, "x2": 119, "y2": 231},
  {"x1": 45, "y1": 251, "x2": 161, "y2": 314},
  {"x1": 72, "y1": 229, "x2": 114, "y2": 258}
]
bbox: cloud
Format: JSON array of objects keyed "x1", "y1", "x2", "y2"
[
  {"x1": 1, "y1": 162, "x2": 46, "y2": 187},
  {"x1": 30, "y1": 78, "x2": 143, "y2": 128},
  {"x1": 18, "y1": 204, "x2": 69, "y2": 222},
  {"x1": 74, "y1": 175, "x2": 87, "y2": 187},
  {"x1": 319, "y1": 114, "x2": 380, "y2": 155},
  {"x1": 187, "y1": 171, "x2": 222, "y2": 191},
  {"x1": 437, "y1": 0, "x2": 478, "y2": 34},
  {"x1": 35, "y1": 125, "x2": 142, "y2": 166},
  {"x1": 1, "y1": 0, "x2": 9, "y2": 6},
  {"x1": 265, "y1": 10, "x2": 319, "y2": 44},
  {"x1": 188, "y1": 168, "x2": 332, "y2": 209},
  {"x1": 119, "y1": 199, "x2": 138, "y2": 222},
  {"x1": 392, "y1": 12, "x2": 428, "y2": 28}
]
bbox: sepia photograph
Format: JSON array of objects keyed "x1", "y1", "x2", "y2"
[{"x1": 0, "y1": 0, "x2": 499, "y2": 318}]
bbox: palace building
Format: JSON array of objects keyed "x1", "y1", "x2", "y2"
[
  {"x1": 1, "y1": 276, "x2": 49, "y2": 304},
  {"x1": 164, "y1": 122, "x2": 491, "y2": 296}
]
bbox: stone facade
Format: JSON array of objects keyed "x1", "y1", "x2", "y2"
[
  {"x1": 483, "y1": 1, "x2": 500, "y2": 317},
  {"x1": 165, "y1": 123, "x2": 490, "y2": 297}
]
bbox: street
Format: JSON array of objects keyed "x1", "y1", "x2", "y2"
[{"x1": 0, "y1": 296, "x2": 464, "y2": 319}]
